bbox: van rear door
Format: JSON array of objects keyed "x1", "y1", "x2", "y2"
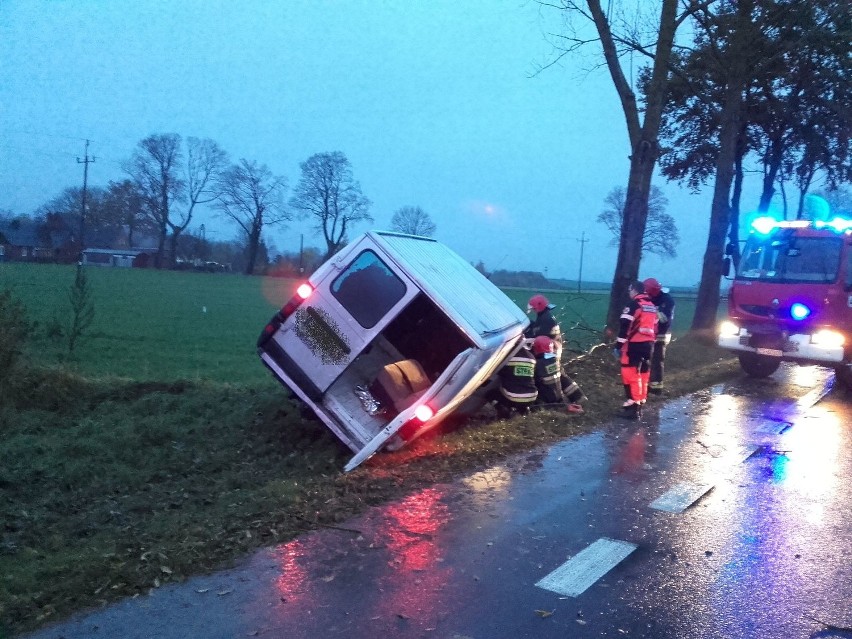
[{"x1": 272, "y1": 241, "x2": 418, "y2": 394}]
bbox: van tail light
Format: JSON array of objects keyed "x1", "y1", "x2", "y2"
[
  {"x1": 398, "y1": 404, "x2": 434, "y2": 441},
  {"x1": 280, "y1": 282, "x2": 314, "y2": 317},
  {"x1": 296, "y1": 283, "x2": 313, "y2": 300},
  {"x1": 256, "y1": 282, "x2": 313, "y2": 348},
  {"x1": 413, "y1": 404, "x2": 434, "y2": 422}
]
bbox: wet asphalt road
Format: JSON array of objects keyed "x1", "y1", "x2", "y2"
[{"x1": 24, "y1": 365, "x2": 852, "y2": 639}]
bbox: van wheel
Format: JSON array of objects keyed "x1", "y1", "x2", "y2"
[
  {"x1": 835, "y1": 365, "x2": 852, "y2": 391},
  {"x1": 738, "y1": 352, "x2": 781, "y2": 378}
]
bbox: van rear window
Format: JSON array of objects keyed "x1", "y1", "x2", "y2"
[{"x1": 331, "y1": 250, "x2": 406, "y2": 328}]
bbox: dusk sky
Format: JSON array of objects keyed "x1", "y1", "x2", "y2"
[{"x1": 0, "y1": 0, "x2": 762, "y2": 287}]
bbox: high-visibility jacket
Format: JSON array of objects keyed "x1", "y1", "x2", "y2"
[{"x1": 616, "y1": 293, "x2": 658, "y2": 346}]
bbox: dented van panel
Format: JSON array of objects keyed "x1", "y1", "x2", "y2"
[{"x1": 258, "y1": 231, "x2": 529, "y2": 471}]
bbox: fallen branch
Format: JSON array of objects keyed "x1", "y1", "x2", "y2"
[{"x1": 293, "y1": 514, "x2": 362, "y2": 535}]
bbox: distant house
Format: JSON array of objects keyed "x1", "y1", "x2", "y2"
[
  {"x1": 0, "y1": 216, "x2": 77, "y2": 263},
  {"x1": 81, "y1": 248, "x2": 156, "y2": 268},
  {"x1": 0, "y1": 218, "x2": 41, "y2": 261}
]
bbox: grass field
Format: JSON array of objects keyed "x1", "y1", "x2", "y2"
[
  {"x1": 1, "y1": 263, "x2": 698, "y2": 383},
  {"x1": 1, "y1": 263, "x2": 288, "y2": 383}
]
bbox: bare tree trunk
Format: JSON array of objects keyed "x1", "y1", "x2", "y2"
[
  {"x1": 594, "y1": 0, "x2": 679, "y2": 330},
  {"x1": 245, "y1": 226, "x2": 261, "y2": 275},
  {"x1": 692, "y1": 0, "x2": 754, "y2": 331},
  {"x1": 757, "y1": 135, "x2": 784, "y2": 213}
]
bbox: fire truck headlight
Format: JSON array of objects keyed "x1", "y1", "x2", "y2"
[
  {"x1": 790, "y1": 303, "x2": 811, "y2": 321},
  {"x1": 811, "y1": 330, "x2": 844, "y2": 348},
  {"x1": 719, "y1": 320, "x2": 740, "y2": 337}
]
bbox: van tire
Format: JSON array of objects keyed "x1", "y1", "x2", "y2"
[{"x1": 738, "y1": 352, "x2": 781, "y2": 378}]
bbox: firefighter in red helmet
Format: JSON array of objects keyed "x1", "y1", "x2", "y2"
[
  {"x1": 642, "y1": 277, "x2": 675, "y2": 395},
  {"x1": 524, "y1": 294, "x2": 563, "y2": 363},
  {"x1": 614, "y1": 280, "x2": 658, "y2": 419},
  {"x1": 531, "y1": 336, "x2": 586, "y2": 414}
]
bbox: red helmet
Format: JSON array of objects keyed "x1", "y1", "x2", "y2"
[
  {"x1": 528, "y1": 294, "x2": 550, "y2": 313},
  {"x1": 643, "y1": 278, "x2": 662, "y2": 297},
  {"x1": 532, "y1": 335, "x2": 554, "y2": 355}
]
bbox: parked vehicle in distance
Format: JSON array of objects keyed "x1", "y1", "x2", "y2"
[
  {"x1": 257, "y1": 231, "x2": 530, "y2": 471},
  {"x1": 718, "y1": 213, "x2": 852, "y2": 389}
]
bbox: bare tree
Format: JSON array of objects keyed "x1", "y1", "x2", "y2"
[
  {"x1": 597, "y1": 186, "x2": 678, "y2": 259},
  {"x1": 215, "y1": 159, "x2": 290, "y2": 275},
  {"x1": 167, "y1": 137, "x2": 228, "y2": 264},
  {"x1": 389, "y1": 206, "x2": 437, "y2": 236},
  {"x1": 125, "y1": 133, "x2": 184, "y2": 268},
  {"x1": 538, "y1": 0, "x2": 694, "y2": 329},
  {"x1": 690, "y1": 0, "x2": 761, "y2": 330},
  {"x1": 289, "y1": 151, "x2": 372, "y2": 258},
  {"x1": 101, "y1": 179, "x2": 153, "y2": 249}
]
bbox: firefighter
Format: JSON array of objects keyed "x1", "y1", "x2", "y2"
[
  {"x1": 643, "y1": 277, "x2": 675, "y2": 395},
  {"x1": 524, "y1": 294, "x2": 563, "y2": 362},
  {"x1": 490, "y1": 343, "x2": 538, "y2": 417},
  {"x1": 531, "y1": 335, "x2": 586, "y2": 414},
  {"x1": 614, "y1": 280, "x2": 658, "y2": 419}
]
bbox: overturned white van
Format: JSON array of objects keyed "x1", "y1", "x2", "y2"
[{"x1": 257, "y1": 231, "x2": 529, "y2": 471}]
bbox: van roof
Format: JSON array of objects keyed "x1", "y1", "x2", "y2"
[{"x1": 369, "y1": 231, "x2": 528, "y2": 348}]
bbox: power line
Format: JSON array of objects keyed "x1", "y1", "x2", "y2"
[
  {"x1": 577, "y1": 231, "x2": 589, "y2": 293},
  {"x1": 77, "y1": 139, "x2": 96, "y2": 252}
]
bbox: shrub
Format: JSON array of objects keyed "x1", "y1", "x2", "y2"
[{"x1": 0, "y1": 288, "x2": 32, "y2": 393}]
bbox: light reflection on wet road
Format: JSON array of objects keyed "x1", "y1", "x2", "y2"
[{"x1": 25, "y1": 365, "x2": 852, "y2": 639}]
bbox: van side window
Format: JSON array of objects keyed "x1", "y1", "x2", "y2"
[{"x1": 331, "y1": 250, "x2": 406, "y2": 328}]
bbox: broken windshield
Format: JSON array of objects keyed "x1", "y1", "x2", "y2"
[{"x1": 737, "y1": 232, "x2": 842, "y2": 283}]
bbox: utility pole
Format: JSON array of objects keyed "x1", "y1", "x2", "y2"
[
  {"x1": 577, "y1": 231, "x2": 589, "y2": 293},
  {"x1": 77, "y1": 139, "x2": 95, "y2": 259}
]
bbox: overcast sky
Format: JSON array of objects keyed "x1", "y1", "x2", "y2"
[{"x1": 1, "y1": 0, "x2": 736, "y2": 286}]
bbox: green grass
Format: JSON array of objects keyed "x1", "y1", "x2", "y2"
[{"x1": 1, "y1": 263, "x2": 289, "y2": 383}]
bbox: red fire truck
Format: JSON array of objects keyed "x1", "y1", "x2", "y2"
[{"x1": 718, "y1": 214, "x2": 852, "y2": 389}]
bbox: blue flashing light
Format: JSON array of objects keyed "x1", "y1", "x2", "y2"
[
  {"x1": 814, "y1": 217, "x2": 852, "y2": 233},
  {"x1": 751, "y1": 216, "x2": 778, "y2": 235},
  {"x1": 790, "y1": 303, "x2": 811, "y2": 321}
]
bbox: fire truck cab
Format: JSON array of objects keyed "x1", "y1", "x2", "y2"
[{"x1": 718, "y1": 214, "x2": 852, "y2": 388}]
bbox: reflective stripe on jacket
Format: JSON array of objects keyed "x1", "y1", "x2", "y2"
[
  {"x1": 617, "y1": 293, "x2": 658, "y2": 345},
  {"x1": 499, "y1": 347, "x2": 538, "y2": 403}
]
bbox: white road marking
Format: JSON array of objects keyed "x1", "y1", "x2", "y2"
[
  {"x1": 797, "y1": 376, "x2": 834, "y2": 409},
  {"x1": 755, "y1": 421, "x2": 790, "y2": 435},
  {"x1": 650, "y1": 482, "x2": 714, "y2": 513},
  {"x1": 535, "y1": 537, "x2": 637, "y2": 597},
  {"x1": 737, "y1": 445, "x2": 761, "y2": 463}
]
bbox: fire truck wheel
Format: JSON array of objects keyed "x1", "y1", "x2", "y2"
[
  {"x1": 738, "y1": 352, "x2": 781, "y2": 378},
  {"x1": 835, "y1": 365, "x2": 852, "y2": 391}
]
